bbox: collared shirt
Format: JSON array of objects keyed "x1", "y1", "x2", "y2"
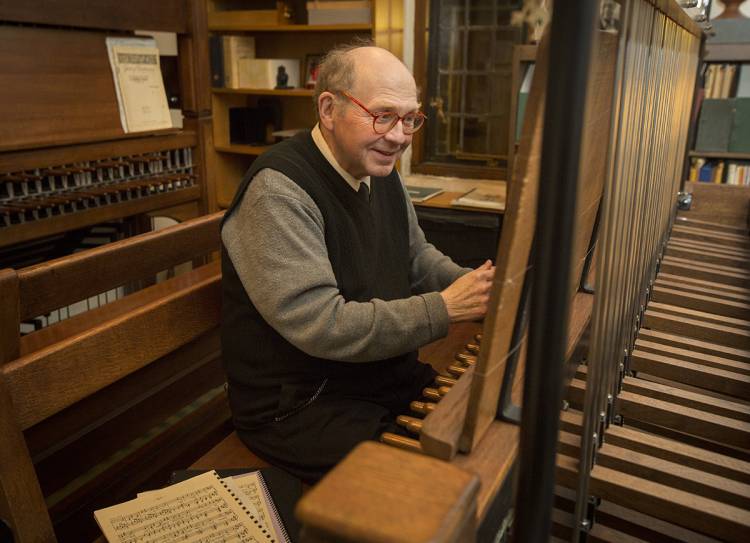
[{"x1": 311, "y1": 124, "x2": 370, "y2": 195}]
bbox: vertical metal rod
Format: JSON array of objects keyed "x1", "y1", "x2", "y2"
[{"x1": 512, "y1": 1, "x2": 598, "y2": 541}]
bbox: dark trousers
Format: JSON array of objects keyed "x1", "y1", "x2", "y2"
[{"x1": 236, "y1": 362, "x2": 437, "y2": 483}]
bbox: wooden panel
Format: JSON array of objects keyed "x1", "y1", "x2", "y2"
[
  {"x1": 3, "y1": 262, "x2": 221, "y2": 429},
  {"x1": 17, "y1": 211, "x2": 223, "y2": 320},
  {"x1": 0, "y1": 26, "x2": 128, "y2": 151},
  {"x1": 638, "y1": 328, "x2": 750, "y2": 364},
  {"x1": 657, "y1": 273, "x2": 750, "y2": 298},
  {"x1": 459, "y1": 29, "x2": 550, "y2": 452},
  {"x1": 420, "y1": 365, "x2": 474, "y2": 460},
  {"x1": 683, "y1": 181, "x2": 750, "y2": 227},
  {"x1": 296, "y1": 441, "x2": 479, "y2": 543},
  {"x1": 0, "y1": 0, "x2": 188, "y2": 33}
]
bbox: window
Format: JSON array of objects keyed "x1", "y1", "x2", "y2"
[{"x1": 413, "y1": 0, "x2": 524, "y2": 179}]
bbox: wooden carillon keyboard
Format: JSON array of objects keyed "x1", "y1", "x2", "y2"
[
  {"x1": 381, "y1": 334, "x2": 483, "y2": 453},
  {"x1": 1, "y1": 148, "x2": 195, "y2": 229}
]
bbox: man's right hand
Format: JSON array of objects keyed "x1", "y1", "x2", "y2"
[{"x1": 440, "y1": 260, "x2": 495, "y2": 322}]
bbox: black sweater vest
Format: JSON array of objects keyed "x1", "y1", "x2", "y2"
[{"x1": 221, "y1": 132, "x2": 421, "y2": 428}]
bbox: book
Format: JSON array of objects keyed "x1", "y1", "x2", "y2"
[
  {"x1": 105, "y1": 37, "x2": 172, "y2": 133},
  {"x1": 695, "y1": 99, "x2": 735, "y2": 152},
  {"x1": 223, "y1": 35, "x2": 257, "y2": 89},
  {"x1": 209, "y1": 35, "x2": 225, "y2": 87},
  {"x1": 737, "y1": 64, "x2": 750, "y2": 98},
  {"x1": 729, "y1": 98, "x2": 750, "y2": 153},
  {"x1": 406, "y1": 185, "x2": 444, "y2": 202},
  {"x1": 95, "y1": 470, "x2": 290, "y2": 543},
  {"x1": 451, "y1": 187, "x2": 505, "y2": 211}
]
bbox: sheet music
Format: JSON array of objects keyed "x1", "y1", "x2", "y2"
[
  {"x1": 95, "y1": 471, "x2": 270, "y2": 543},
  {"x1": 105, "y1": 37, "x2": 172, "y2": 133}
]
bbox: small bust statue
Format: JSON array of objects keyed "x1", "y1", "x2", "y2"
[{"x1": 275, "y1": 66, "x2": 290, "y2": 89}]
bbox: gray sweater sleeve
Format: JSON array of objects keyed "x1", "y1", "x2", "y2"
[
  {"x1": 399, "y1": 175, "x2": 471, "y2": 293},
  {"x1": 222, "y1": 169, "x2": 452, "y2": 363}
]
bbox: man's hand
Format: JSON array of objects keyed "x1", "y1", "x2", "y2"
[{"x1": 440, "y1": 260, "x2": 496, "y2": 322}]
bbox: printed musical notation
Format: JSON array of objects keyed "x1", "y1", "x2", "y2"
[{"x1": 95, "y1": 471, "x2": 271, "y2": 543}]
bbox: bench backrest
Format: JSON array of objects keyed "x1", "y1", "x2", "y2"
[{"x1": 0, "y1": 211, "x2": 224, "y2": 542}]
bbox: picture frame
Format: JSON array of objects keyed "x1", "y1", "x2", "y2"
[{"x1": 304, "y1": 53, "x2": 323, "y2": 89}]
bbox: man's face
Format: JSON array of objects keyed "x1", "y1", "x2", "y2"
[{"x1": 326, "y1": 60, "x2": 420, "y2": 179}]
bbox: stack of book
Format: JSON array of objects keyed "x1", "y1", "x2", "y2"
[{"x1": 704, "y1": 63, "x2": 749, "y2": 99}]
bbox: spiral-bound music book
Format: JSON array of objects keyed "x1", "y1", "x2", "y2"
[{"x1": 94, "y1": 470, "x2": 290, "y2": 543}]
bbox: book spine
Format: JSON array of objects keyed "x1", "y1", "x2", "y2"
[
  {"x1": 209, "y1": 35, "x2": 224, "y2": 88},
  {"x1": 257, "y1": 472, "x2": 292, "y2": 543}
]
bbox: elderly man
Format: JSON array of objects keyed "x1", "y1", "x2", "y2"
[{"x1": 220, "y1": 44, "x2": 495, "y2": 482}]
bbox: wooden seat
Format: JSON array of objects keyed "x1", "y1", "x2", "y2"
[{"x1": 190, "y1": 431, "x2": 271, "y2": 470}]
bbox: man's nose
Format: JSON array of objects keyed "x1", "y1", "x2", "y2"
[{"x1": 384, "y1": 119, "x2": 409, "y2": 143}]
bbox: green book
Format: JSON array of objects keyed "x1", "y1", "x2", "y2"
[
  {"x1": 729, "y1": 98, "x2": 750, "y2": 153},
  {"x1": 406, "y1": 185, "x2": 444, "y2": 203},
  {"x1": 695, "y1": 99, "x2": 734, "y2": 152}
]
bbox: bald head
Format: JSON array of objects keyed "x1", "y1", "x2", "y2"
[{"x1": 313, "y1": 44, "x2": 417, "y2": 118}]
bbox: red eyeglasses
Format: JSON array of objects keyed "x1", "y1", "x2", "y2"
[{"x1": 339, "y1": 91, "x2": 426, "y2": 135}]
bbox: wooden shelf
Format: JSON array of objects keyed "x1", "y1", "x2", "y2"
[
  {"x1": 208, "y1": 22, "x2": 371, "y2": 32},
  {"x1": 212, "y1": 87, "x2": 314, "y2": 97},
  {"x1": 689, "y1": 151, "x2": 750, "y2": 160},
  {"x1": 215, "y1": 143, "x2": 272, "y2": 156}
]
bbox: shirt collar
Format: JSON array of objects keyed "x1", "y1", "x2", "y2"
[{"x1": 312, "y1": 124, "x2": 370, "y2": 193}]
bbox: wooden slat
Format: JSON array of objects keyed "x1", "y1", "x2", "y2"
[
  {"x1": 421, "y1": 365, "x2": 474, "y2": 460},
  {"x1": 0, "y1": 375, "x2": 55, "y2": 541},
  {"x1": 643, "y1": 309, "x2": 750, "y2": 350},
  {"x1": 17, "y1": 211, "x2": 223, "y2": 320},
  {"x1": 630, "y1": 349, "x2": 750, "y2": 399},
  {"x1": 634, "y1": 338, "x2": 750, "y2": 375},
  {"x1": 666, "y1": 244, "x2": 750, "y2": 269},
  {"x1": 668, "y1": 238, "x2": 750, "y2": 258},
  {"x1": 671, "y1": 225, "x2": 750, "y2": 250},
  {"x1": 0, "y1": 269, "x2": 19, "y2": 365},
  {"x1": 657, "y1": 273, "x2": 750, "y2": 298},
  {"x1": 638, "y1": 328, "x2": 750, "y2": 364},
  {"x1": 583, "y1": 461, "x2": 750, "y2": 543},
  {"x1": 651, "y1": 285, "x2": 750, "y2": 320},
  {"x1": 674, "y1": 216, "x2": 749, "y2": 236},
  {"x1": 655, "y1": 278, "x2": 750, "y2": 306},
  {"x1": 648, "y1": 302, "x2": 750, "y2": 330},
  {"x1": 660, "y1": 256, "x2": 750, "y2": 288},
  {"x1": 616, "y1": 390, "x2": 750, "y2": 450},
  {"x1": 3, "y1": 262, "x2": 221, "y2": 430},
  {"x1": 557, "y1": 430, "x2": 750, "y2": 509},
  {"x1": 560, "y1": 410, "x2": 750, "y2": 484}
]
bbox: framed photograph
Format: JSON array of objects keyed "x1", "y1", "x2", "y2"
[{"x1": 304, "y1": 54, "x2": 323, "y2": 89}]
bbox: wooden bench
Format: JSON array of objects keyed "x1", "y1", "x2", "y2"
[{"x1": 0, "y1": 211, "x2": 268, "y2": 542}]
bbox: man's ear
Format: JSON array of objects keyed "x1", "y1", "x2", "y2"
[{"x1": 318, "y1": 92, "x2": 337, "y2": 130}]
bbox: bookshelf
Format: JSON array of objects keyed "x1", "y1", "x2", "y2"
[
  {"x1": 689, "y1": 19, "x2": 750, "y2": 186},
  {"x1": 204, "y1": 0, "x2": 404, "y2": 208}
]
